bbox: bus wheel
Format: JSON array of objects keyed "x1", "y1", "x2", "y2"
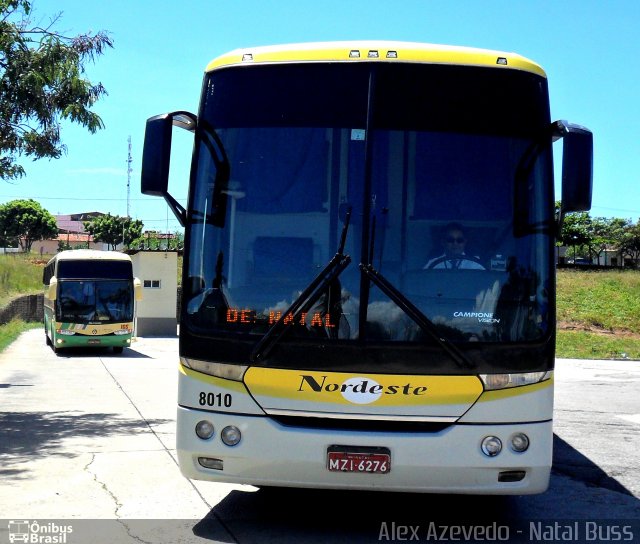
[
  {"x1": 49, "y1": 325, "x2": 58, "y2": 353},
  {"x1": 113, "y1": 347, "x2": 124, "y2": 354}
]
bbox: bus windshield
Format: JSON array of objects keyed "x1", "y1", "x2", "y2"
[
  {"x1": 183, "y1": 62, "x2": 554, "y2": 373},
  {"x1": 57, "y1": 280, "x2": 134, "y2": 323}
]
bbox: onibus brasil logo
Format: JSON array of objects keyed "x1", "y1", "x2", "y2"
[{"x1": 8, "y1": 521, "x2": 73, "y2": 544}]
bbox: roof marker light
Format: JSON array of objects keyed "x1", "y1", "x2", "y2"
[
  {"x1": 242, "y1": 53, "x2": 254, "y2": 62},
  {"x1": 496, "y1": 57, "x2": 508, "y2": 66},
  {"x1": 386, "y1": 51, "x2": 398, "y2": 59},
  {"x1": 349, "y1": 50, "x2": 361, "y2": 58},
  {"x1": 368, "y1": 50, "x2": 379, "y2": 58}
]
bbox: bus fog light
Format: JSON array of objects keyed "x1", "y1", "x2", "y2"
[
  {"x1": 481, "y1": 436, "x2": 502, "y2": 457},
  {"x1": 198, "y1": 457, "x2": 224, "y2": 470},
  {"x1": 195, "y1": 420, "x2": 215, "y2": 440},
  {"x1": 498, "y1": 470, "x2": 526, "y2": 482},
  {"x1": 510, "y1": 433, "x2": 530, "y2": 453},
  {"x1": 221, "y1": 425, "x2": 241, "y2": 446}
]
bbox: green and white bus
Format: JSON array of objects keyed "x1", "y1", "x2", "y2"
[
  {"x1": 43, "y1": 250, "x2": 141, "y2": 354},
  {"x1": 141, "y1": 41, "x2": 592, "y2": 494}
]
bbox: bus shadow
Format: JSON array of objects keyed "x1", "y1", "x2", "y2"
[
  {"x1": 551, "y1": 434, "x2": 633, "y2": 496},
  {"x1": 194, "y1": 487, "x2": 519, "y2": 543},
  {"x1": 192, "y1": 434, "x2": 637, "y2": 543},
  {"x1": 0, "y1": 410, "x2": 171, "y2": 478},
  {"x1": 53, "y1": 347, "x2": 152, "y2": 359}
]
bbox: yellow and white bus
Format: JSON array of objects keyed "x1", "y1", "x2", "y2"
[
  {"x1": 43, "y1": 250, "x2": 141, "y2": 354},
  {"x1": 141, "y1": 42, "x2": 592, "y2": 494}
]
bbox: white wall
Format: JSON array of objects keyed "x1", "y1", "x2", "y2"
[{"x1": 130, "y1": 250, "x2": 178, "y2": 335}]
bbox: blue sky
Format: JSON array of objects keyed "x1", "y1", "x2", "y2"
[{"x1": 2, "y1": 0, "x2": 639, "y2": 233}]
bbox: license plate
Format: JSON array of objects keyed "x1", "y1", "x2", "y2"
[
  {"x1": 327, "y1": 446, "x2": 390, "y2": 474},
  {"x1": 87, "y1": 339, "x2": 101, "y2": 345}
]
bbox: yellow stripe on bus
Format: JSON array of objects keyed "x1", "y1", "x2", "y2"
[{"x1": 244, "y1": 368, "x2": 484, "y2": 407}]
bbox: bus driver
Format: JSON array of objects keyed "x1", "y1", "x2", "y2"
[{"x1": 424, "y1": 222, "x2": 485, "y2": 270}]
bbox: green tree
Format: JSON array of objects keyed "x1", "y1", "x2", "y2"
[
  {"x1": 141, "y1": 230, "x2": 184, "y2": 250},
  {"x1": 84, "y1": 213, "x2": 143, "y2": 250},
  {"x1": 619, "y1": 219, "x2": 640, "y2": 267},
  {"x1": 586, "y1": 217, "x2": 622, "y2": 265},
  {"x1": 560, "y1": 211, "x2": 592, "y2": 262},
  {"x1": 0, "y1": 0, "x2": 113, "y2": 180},
  {"x1": 0, "y1": 198, "x2": 57, "y2": 251},
  {"x1": 601, "y1": 217, "x2": 631, "y2": 267}
]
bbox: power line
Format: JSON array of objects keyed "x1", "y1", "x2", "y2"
[
  {"x1": 590, "y1": 206, "x2": 640, "y2": 215},
  {"x1": 0, "y1": 195, "x2": 187, "y2": 203}
]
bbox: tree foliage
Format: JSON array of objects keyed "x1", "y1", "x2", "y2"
[
  {"x1": 560, "y1": 210, "x2": 640, "y2": 266},
  {"x1": 0, "y1": 198, "x2": 57, "y2": 251},
  {"x1": 618, "y1": 220, "x2": 640, "y2": 263},
  {"x1": 141, "y1": 230, "x2": 184, "y2": 250},
  {"x1": 0, "y1": 0, "x2": 113, "y2": 179},
  {"x1": 84, "y1": 213, "x2": 143, "y2": 250},
  {"x1": 560, "y1": 212, "x2": 592, "y2": 249}
]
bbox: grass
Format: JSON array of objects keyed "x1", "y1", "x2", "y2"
[
  {"x1": 0, "y1": 319, "x2": 41, "y2": 352},
  {"x1": 0, "y1": 254, "x2": 45, "y2": 306},
  {"x1": 0, "y1": 254, "x2": 46, "y2": 352},
  {"x1": 556, "y1": 269, "x2": 640, "y2": 359},
  {"x1": 556, "y1": 330, "x2": 640, "y2": 360},
  {"x1": 556, "y1": 269, "x2": 640, "y2": 331}
]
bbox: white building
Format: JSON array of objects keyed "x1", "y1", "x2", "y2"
[{"x1": 130, "y1": 250, "x2": 178, "y2": 336}]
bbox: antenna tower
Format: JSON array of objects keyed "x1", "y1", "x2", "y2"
[{"x1": 126, "y1": 136, "x2": 133, "y2": 218}]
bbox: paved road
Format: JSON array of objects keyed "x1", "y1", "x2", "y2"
[{"x1": 0, "y1": 329, "x2": 638, "y2": 543}]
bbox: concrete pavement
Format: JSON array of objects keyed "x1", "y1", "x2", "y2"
[
  {"x1": 0, "y1": 329, "x2": 250, "y2": 543},
  {"x1": 1, "y1": 329, "x2": 639, "y2": 543}
]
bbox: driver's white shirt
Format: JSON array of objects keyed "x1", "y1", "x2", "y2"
[{"x1": 424, "y1": 253, "x2": 485, "y2": 270}]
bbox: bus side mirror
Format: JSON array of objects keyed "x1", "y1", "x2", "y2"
[
  {"x1": 141, "y1": 111, "x2": 197, "y2": 227},
  {"x1": 134, "y1": 278, "x2": 143, "y2": 301},
  {"x1": 47, "y1": 277, "x2": 58, "y2": 301},
  {"x1": 554, "y1": 120, "x2": 593, "y2": 213}
]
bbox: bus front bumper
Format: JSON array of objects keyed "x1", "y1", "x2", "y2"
[
  {"x1": 53, "y1": 334, "x2": 132, "y2": 349},
  {"x1": 176, "y1": 406, "x2": 552, "y2": 495}
]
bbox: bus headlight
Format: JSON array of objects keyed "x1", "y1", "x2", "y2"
[
  {"x1": 57, "y1": 329, "x2": 75, "y2": 336},
  {"x1": 195, "y1": 420, "x2": 215, "y2": 440},
  {"x1": 114, "y1": 329, "x2": 131, "y2": 336},
  {"x1": 481, "y1": 436, "x2": 502, "y2": 457},
  {"x1": 479, "y1": 371, "x2": 551, "y2": 391},
  {"x1": 221, "y1": 426, "x2": 241, "y2": 446},
  {"x1": 510, "y1": 433, "x2": 530, "y2": 453},
  {"x1": 180, "y1": 357, "x2": 247, "y2": 381}
]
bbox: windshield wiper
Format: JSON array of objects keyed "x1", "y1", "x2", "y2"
[
  {"x1": 250, "y1": 208, "x2": 353, "y2": 363},
  {"x1": 359, "y1": 263, "x2": 475, "y2": 370}
]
